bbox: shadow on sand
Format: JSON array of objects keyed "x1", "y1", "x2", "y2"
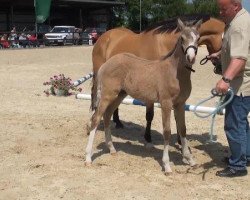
[{"x1": 92, "y1": 120, "x2": 228, "y2": 175}]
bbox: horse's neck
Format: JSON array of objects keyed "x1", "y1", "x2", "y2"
[
  {"x1": 198, "y1": 18, "x2": 225, "y2": 53},
  {"x1": 161, "y1": 39, "x2": 186, "y2": 77},
  {"x1": 141, "y1": 31, "x2": 179, "y2": 58},
  {"x1": 199, "y1": 18, "x2": 224, "y2": 36}
]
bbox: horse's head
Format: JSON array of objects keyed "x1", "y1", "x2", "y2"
[
  {"x1": 198, "y1": 18, "x2": 225, "y2": 54},
  {"x1": 177, "y1": 18, "x2": 202, "y2": 65}
]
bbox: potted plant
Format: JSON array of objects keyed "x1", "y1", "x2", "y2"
[{"x1": 43, "y1": 74, "x2": 82, "y2": 96}]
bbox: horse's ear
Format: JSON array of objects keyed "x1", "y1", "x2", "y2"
[
  {"x1": 194, "y1": 19, "x2": 203, "y2": 29},
  {"x1": 177, "y1": 18, "x2": 185, "y2": 31}
]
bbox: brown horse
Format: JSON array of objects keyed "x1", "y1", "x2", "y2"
[
  {"x1": 86, "y1": 19, "x2": 202, "y2": 174},
  {"x1": 91, "y1": 15, "x2": 225, "y2": 145}
]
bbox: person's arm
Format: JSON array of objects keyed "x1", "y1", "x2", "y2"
[
  {"x1": 223, "y1": 58, "x2": 246, "y2": 80},
  {"x1": 215, "y1": 58, "x2": 246, "y2": 94},
  {"x1": 215, "y1": 22, "x2": 249, "y2": 94}
]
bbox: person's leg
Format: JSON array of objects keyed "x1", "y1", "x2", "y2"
[
  {"x1": 224, "y1": 95, "x2": 248, "y2": 170},
  {"x1": 246, "y1": 120, "x2": 250, "y2": 162},
  {"x1": 244, "y1": 96, "x2": 250, "y2": 162},
  {"x1": 216, "y1": 95, "x2": 249, "y2": 177}
]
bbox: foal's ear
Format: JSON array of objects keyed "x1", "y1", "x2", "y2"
[
  {"x1": 194, "y1": 19, "x2": 203, "y2": 29},
  {"x1": 177, "y1": 18, "x2": 185, "y2": 31}
]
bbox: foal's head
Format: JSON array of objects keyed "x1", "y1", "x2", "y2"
[{"x1": 177, "y1": 19, "x2": 202, "y2": 65}]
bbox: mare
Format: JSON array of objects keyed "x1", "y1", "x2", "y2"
[
  {"x1": 91, "y1": 15, "x2": 225, "y2": 145},
  {"x1": 86, "y1": 19, "x2": 202, "y2": 174}
]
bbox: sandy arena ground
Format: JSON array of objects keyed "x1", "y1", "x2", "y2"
[{"x1": 0, "y1": 45, "x2": 249, "y2": 200}]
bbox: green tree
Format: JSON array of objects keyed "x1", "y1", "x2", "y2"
[
  {"x1": 112, "y1": 0, "x2": 188, "y2": 31},
  {"x1": 187, "y1": 0, "x2": 219, "y2": 17},
  {"x1": 112, "y1": 0, "x2": 219, "y2": 31}
]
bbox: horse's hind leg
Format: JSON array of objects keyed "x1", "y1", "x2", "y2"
[
  {"x1": 113, "y1": 108, "x2": 124, "y2": 128},
  {"x1": 85, "y1": 95, "x2": 113, "y2": 165},
  {"x1": 104, "y1": 93, "x2": 127, "y2": 154},
  {"x1": 174, "y1": 104, "x2": 196, "y2": 166},
  {"x1": 144, "y1": 104, "x2": 154, "y2": 146},
  {"x1": 161, "y1": 100, "x2": 173, "y2": 174}
]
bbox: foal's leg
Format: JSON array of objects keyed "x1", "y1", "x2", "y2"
[
  {"x1": 144, "y1": 104, "x2": 154, "y2": 145},
  {"x1": 104, "y1": 93, "x2": 127, "y2": 154},
  {"x1": 85, "y1": 96, "x2": 112, "y2": 165},
  {"x1": 113, "y1": 108, "x2": 124, "y2": 129},
  {"x1": 161, "y1": 100, "x2": 173, "y2": 174},
  {"x1": 174, "y1": 103, "x2": 196, "y2": 166}
]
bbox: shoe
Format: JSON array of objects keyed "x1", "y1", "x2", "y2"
[
  {"x1": 216, "y1": 167, "x2": 247, "y2": 177},
  {"x1": 222, "y1": 157, "x2": 250, "y2": 167}
]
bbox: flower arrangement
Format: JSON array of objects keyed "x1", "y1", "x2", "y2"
[{"x1": 43, "y1": 74, "x2": 82, "y2": 96}]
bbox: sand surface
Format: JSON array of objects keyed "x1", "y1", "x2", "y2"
[{"x1": 0, "y1": 46, "x2": 249, "y2": 200}]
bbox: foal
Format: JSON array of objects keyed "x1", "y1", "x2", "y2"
[{"x1": 86, "y1": 19, "x2": 201, "y2": 174}]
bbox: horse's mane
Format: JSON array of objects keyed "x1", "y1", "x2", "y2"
[{"x1": 144, "y1": 14, "x2": 211, "y2": 34}]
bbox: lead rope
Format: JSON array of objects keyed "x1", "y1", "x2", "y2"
[{"x1": 193, "y1": 88, "x2": 234, "y2": 143}]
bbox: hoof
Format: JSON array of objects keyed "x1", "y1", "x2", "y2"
[
  {"x1": 85, "y1": 161, "x2": 92, "y2": 167},
  {"x1": 182, "y1": 158, "x2": 196, "y2": 167},
  {"x1": 110, "y1": 150, "x2": 117, "y2": 155},
  {"x1": 182, "y1": 158, "x2": 189, "y2": 165},
  {"x1": 145, "y1": 142, "x2": 154, "y2": 149},
  {"x1": 164, "y1": 171, "x2": 173, "y2": 176},
  {"x1": 191, "y1": 164, "x2": 199, "y2": 169},
  {"x1": 115, "y1": 122, "x2": 124, "y2": 129},
  {"x1": 164, "y1": 165, "x2": 172, "y2": 175}
]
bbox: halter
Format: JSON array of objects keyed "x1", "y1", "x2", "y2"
[
  {"x1": 183, "y1": 45, "x2": 198, "y2": 56},
  {"x1": 183, "y1": 45, "x2": 198, "y2": 72}
]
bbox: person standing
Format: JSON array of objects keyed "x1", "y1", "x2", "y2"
[{"x1": 209, "y1": 0, "x2": 250, "y2": 177}]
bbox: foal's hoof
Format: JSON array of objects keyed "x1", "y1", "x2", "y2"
[
  {"x1": 191, "y1": 164, "x2": 199, "y2": 169},
  {"x1": 85, "y1": 161, "x2": 92, "y2": 167},
  {"x1": 110, "y1": 150, "x2": 117, "y2": 155},
  {"x1": 182, "y1": 158, "x2": 196, "y2": 167},
  {"x1": 182, "y1": 158, "x2": 189, "y2": 165},
  {"x1": 164, "y1": 171, "x2": 173, "y2": 176}
]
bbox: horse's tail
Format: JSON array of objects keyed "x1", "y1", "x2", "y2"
[
  {"x1": 90, "y1": 32, "x2": 110, "y2": 111},
  {"x1": 90, "y1": 74, "x2": 96, "y2": 111},
  {"x1": 91, "y1": 73, "x2": 100, "y2": 111}
]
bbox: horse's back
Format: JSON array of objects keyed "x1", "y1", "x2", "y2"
[{"x1": 92, "y1": 27, "x2": 134, "y2": 74}]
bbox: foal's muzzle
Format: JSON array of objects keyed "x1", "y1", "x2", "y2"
[
  {"x1": 184, "y1": 45, "x2": 198, "y2": 65},
  {"x1": 184, "y1": 45, "x2": 198, "y2": 56}
]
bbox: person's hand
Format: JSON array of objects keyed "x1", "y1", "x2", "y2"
[
  {"x1": 215, "y1": 79, "x2": 230, "y2": 94},
  {"x1": 207, "y1": 52, "x2": 220, "y2": 64}
]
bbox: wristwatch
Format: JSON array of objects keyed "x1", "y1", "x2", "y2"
[{"x1": 222, "y1": 76, "x2": 231, "y2": 83}]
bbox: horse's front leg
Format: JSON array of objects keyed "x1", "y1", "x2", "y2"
[
  {"x1": 174, "y1": 103, "x2": 196, "y2": 166},
  {"x1": 161, "y1": 100, "x2": 173, "y2": 174},
  {"x1": 173, "y1": 103, "x2": 185, "y2": 145},
  {"x1": 112, "y1": 108, "x2": 124, "y2": 128},
  {"x1": 144, "y1": 104, "x2": 154, "y2": 146}
]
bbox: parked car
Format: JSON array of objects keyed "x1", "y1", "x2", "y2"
[
  {"x1": 80, "y1": 27, "x2": 106, "y2": 45},
  {"x1": 44, "y1": 26, "x2": 80, "y2": 46}
]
